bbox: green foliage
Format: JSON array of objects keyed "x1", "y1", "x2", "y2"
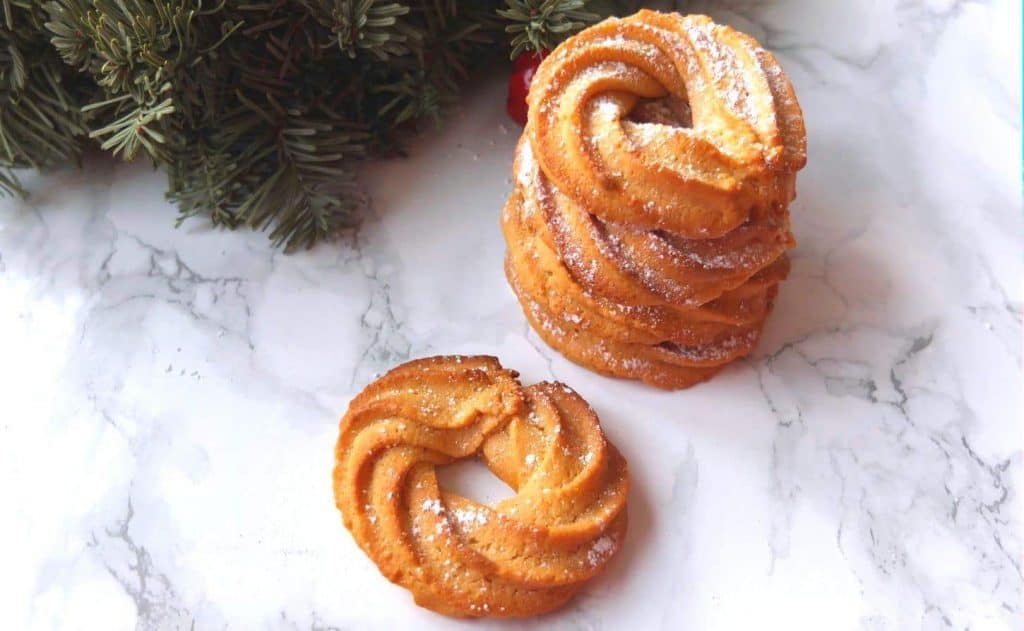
[
  {"x1": 499, "y1": 0, "x2": 642, "y2": 58},
  {"x1": 1, "y1": 0, "x2": 634, "y2": 249},
  {"x1": 0, "y1": 0, "x2": 94, "y2": 196},
  {"x1": 499, "y1": 0, "x2": 597, "y2": 58}
]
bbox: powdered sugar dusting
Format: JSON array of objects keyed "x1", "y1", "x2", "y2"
[
  {"x1": 452, "y1": 505, "x2": 489, "y2": 527},
  {"x1": 587, "y1": 534, "x2": 616, "y2": 566},
  {"x1": 421, "y1": 498, "x2": 444, "y2": 515},
  {"x1": 516, "y1": 142, "x2": 536, "y2": 189}
]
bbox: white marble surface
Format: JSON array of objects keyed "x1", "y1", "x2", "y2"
[{"x1": 2, "y1": 1, "x2": 1021, "y2": 629}]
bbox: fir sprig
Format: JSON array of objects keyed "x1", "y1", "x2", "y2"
[
  {"x1": 303, "y1": 0, "x2": 414, "y2": 59},
  {"x1": 0, "y1": 0, "x2": 93, "y2": 196},
  {"x1": 498, "y1": 0, "x2": 599, "y2": 58},
  {"x1": 2, "y1": 0, "x2": 635, "y2": 247}
]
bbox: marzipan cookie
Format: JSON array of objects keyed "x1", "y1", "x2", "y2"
[
  {"x1": 502, "y1": 10, "x2": 807, "y2": 389},
  {"x1": 333, "y1": 355, "x2": 629, "y2": 618}
]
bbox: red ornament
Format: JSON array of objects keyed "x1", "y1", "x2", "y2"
[{"x1": 507, "y1": 51, "x2": 547, "y2": 126}]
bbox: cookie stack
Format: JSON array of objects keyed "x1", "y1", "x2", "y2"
[{"x1": 502, "y1": 11, "x2": 807, "y2": 389}]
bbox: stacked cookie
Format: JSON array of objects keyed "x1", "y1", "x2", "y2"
[{"x1": 502, "y1": 11, "x2": 807, "y2": 389}]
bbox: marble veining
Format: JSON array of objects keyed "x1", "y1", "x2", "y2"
[{"x1": 1, "y1": 1, "x2": 1020, "y2": 629}]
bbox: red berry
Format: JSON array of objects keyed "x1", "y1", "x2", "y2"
[
  {"x1": 513, "y1": 50, "x2": 546, "y2": 73},
  {"x1": 506, "y1": 50, "x2": 547, "y2": 126}
]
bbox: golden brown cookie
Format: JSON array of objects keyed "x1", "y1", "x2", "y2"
[
  {"x1": 333, "y1": 356, "x2": 629, "y2": 618},
  {"x1": 502, "y1": 11, "x2": 806, "y2": 389}
]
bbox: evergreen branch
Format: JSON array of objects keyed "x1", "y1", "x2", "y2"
[
  {"x1": 302, "y1": 0, "x2": 414, "y2": 59},
  {"x1": 1, "y1": 0, "x2": 92, "y2": 194},
  {"x1": 6, "y1": 0, "x2": 637, "y2": 248},
  {"x1": 498, "y1": 0, "x2": 599, "y2": 57},
  {"x1": 87, "y1": 96, "x2": 175, "y2": 159}
]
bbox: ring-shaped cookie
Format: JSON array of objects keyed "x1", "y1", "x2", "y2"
[{"x1": 333, "y1": 356, "x2": 629, "y2": 618}]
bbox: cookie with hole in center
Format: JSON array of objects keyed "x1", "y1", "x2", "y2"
[{"x1": 332, "y1": 355, "x2": 629, "y2": 618}]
